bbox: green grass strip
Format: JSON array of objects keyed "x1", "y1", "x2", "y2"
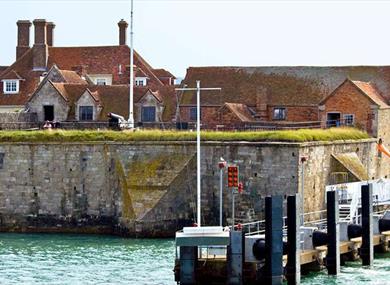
[{"x1": 0, "y1": 127, "x2": 370, "y2": 143}]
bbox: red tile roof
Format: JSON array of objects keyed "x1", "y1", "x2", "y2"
[
  {"x1": 319, "y1": 78, "x2": 389, "y2": 108},
  {"x1": 219, "y1": 103, "x2": 254, "y2": 122},
  {"x1": 40, "y1": 83, "x2": 176, "y2": 121},
  {"x1": 351, "y1": 80, "x2": 389, "y2": 108},
  {"x1": 153, "y1": 68, "x2": 176, "y2": 79},
  {"x1": 0, "y1": 49, "x2": 40, "y2": 106},
  {"x1": 0, "y1": 66, "x2": 9, "y2": 76},
  {"x1": 179, "y1": 66, "x2": 390, "y2": 108},
  {"x1": 59, "y1": 69, "x2": 87, "y2": 84},
  {"x1": 1, "y1": 70, "x2": 24, "y2": 80}
]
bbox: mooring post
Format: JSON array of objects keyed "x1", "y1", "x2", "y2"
[
  {"x1": 361, "y1": 184, "x2": 373, "y2": 266},
  {"x1": 180, "y1": 246, "x2": 198, "y2": 285},
  {"x1": 227, "y1": 230, "x2": 244, "y2": 285},
  {"x1": 264, "y1": 195, "x2": 284, "y2": 285},
  {"x1": 286, "y1": 194, "x2": 301, "y2": 285},
  {"x1": 326, "y1": 190, "x2": 340, "y2": 275}
]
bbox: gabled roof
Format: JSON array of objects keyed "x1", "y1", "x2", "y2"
[
  {"x1": 0, "y1": 66, "x2": 9, "y2": 76},
  {"x1": 1, "y1": 70, "x2": 24, "y2": 81},
  {"x1": 0, "y1": 49, "x2": 40, "y2": 106},
  {"x1": 59, "y1": 69, "x2": 87, "y2": 84},
  {"x1": 179, "y1": 66, "x2": 390, "y2": 107},
  {"x1": 320, "y1": 78, "x2": 389, "y2": 108},
  {"x1": 47, "y1": 46, "x2": 165, "y2": 88},
  {"x1": 135, "y1": 67, "x2": 148, "y2": 78},
  {"x1": 219, "y1": 103, "x2": 254, "y2": 122},
  {"x1": 153, "y1": 68, "x2": 176, "y2": 79},
  {"x1": 138, "y1": 89, "x2": 163, "y2": 103}
]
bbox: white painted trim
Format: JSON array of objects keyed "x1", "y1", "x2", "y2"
[{"x1": 3, "y1": 80, "x2": 19, "y2": 94}]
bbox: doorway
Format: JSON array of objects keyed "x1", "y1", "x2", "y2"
[
  {"x1": 43, "y1": 105, "x2": 54, "y2": 121},
  {"x1": 327, "y1": 112, "x2": 341, "y2": 128}
]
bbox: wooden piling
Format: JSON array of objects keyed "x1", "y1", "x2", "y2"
[
  {"x1": 361, "y1": 184, "x2": 373, "y2": 266},
  {"x1": 326, "y1": 190, "x2": 340, "y2": 275}
]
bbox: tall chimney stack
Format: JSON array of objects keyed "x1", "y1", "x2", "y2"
[
  {"x1": 118, "y1": 19, "x2": 128, "y2": 46},
  {"x1": 47, "y1": 22, "x2": 55, "y2": 47},
  {"x1": 33, "y1": 19, "x2": 48, "y2": 71},
  {"x1": 16, "y1": 20, "x2": 32, "y2": 60}
]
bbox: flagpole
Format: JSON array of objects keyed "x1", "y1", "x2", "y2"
[{"x1": 128, "y1": 0, "x2": 134, "y2": 128}]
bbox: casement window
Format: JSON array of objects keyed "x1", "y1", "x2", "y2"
[
  {"x1": 273, "y1": 107, "x2": 286, "y2": 120},
  {"x1": 96, "y1": 78, "x2": 107, "y2": 86},
  {"x1": 343, "y1": 114, "x2": 354, "y2": 126},
  {"x1": 3, "y1": 80, "x2": 19, "y2": 94},
  {"x1": 79, "y1": 106, "x2": 94, "y2": 121},
  {"x1": 141, "y1": 106, "x2": 156, "y2": 122}
]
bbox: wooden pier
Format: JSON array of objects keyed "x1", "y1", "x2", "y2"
[{"x1": 174, "y1": 184, "x2": 390, "y2": 285}]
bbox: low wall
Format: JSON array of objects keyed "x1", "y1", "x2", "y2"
[
  {"x1": 0, "y1": 112, "x2": 38, "y2": 130},
  {"x1": 0, "y1": 139, "x2": 387, "y2": 237}
]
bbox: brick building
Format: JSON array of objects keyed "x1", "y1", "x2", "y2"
[
  {"x1": 178, "y1": 67, "x2": 390, "y2": 134},
  {"x1": 0, "y1": 19, "x2": 176, "y2": 124}
]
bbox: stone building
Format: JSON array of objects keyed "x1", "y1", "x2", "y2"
[{"x1": 0, "y1": 19, "x2": 176, "y2": 124}]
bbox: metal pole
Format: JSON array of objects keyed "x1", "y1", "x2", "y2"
[
  {"x1": 220, "y1": 168, "x2": 223, "y2": 226},
  {"x1": 301, "y1": 162, "x2": 304, "y2": 226},
  {"x1": 196, "y1": 80, "x2": 201, "y2": 226},
  {"x1": 128, "y1": 0, "x2": 134, "y2": 127},
  {"x1": 232, "y1": 190, "x2": 235, "y2": 228}
]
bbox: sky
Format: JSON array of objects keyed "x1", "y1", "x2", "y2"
[{"x1": 2, "y1": 0, "x2": 390, "y2": 77}]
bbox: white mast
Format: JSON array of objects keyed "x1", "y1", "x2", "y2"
[
  {"x1": 128, "y1": 0, "x2": 134, "y2": 128},
  {"x1": 176, "y1": 82, "x2": 221, "y2": 226}
]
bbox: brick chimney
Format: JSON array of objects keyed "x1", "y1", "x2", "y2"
[
  {"x1": 16, "y1": 20, "x2": 32, "y2": 60},
  {"x1": 118, "y1": 19, "x2": 128, "y2": 45},
  {"x1": 33, "y1": 19, "x2": 48, "y2": 71},
  {"x1": 47, "y1": 22, "x2": 55, "y2": 47}
]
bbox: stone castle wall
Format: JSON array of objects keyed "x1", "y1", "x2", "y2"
[{"x1": 0, "y1": 139, "x2": 386, "y2": 237}]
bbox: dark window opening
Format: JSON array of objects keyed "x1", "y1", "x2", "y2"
[
  {"x1": 141, "y1": 106, "x2": 156, "y2": 122},
  {"x1": 327, "y1": 112, "x2": 341, "y2": 127},
  {"x1": 79, "y1": 106, "x2": 94, "y2": 121},
  {"x1": 273, "y1": 108, "x2": 286, "y2": 120},
  {"x1": 43, "y1": 105, "x2": 54, "y2": 121}
]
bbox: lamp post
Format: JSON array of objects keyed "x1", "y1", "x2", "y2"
[{"x1": 218, "y1": 158, "x2": 227, "y2": 226}]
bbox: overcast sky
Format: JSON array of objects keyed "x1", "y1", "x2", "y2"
[{"x1": 1, "y1": 0, "x2": 390, "y2": 77}]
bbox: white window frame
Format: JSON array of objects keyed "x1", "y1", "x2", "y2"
[
  {"x1": 3, "y1": 80, "x2": 19, "y2": 94},
  {"x1": 135, "y1": 77, "x2": 147, "y2": 86},
  {"x1": 95, "y1": 78, "x2": 107, "y2": 86},
  {"x1": 343, "y1": 114, "x2": 354, "y2": 126}
]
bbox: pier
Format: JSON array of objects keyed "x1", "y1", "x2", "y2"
[{"x1": 174, "y1": 181, "x2": 390, "y2": 284}]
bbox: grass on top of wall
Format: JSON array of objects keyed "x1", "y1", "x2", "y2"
[{"x1": 0, "y1": 127, "x2": 370, "y2": 143}]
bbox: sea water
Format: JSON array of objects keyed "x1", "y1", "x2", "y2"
[{"x1": 1, "y1": 233, "x2": 390, "y2": 285}]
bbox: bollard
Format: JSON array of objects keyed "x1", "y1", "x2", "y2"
[
  {"x1": 180, "y1": 246, "x2": 197, "y2": 285},
  {"x1": 286, "y1": 194, "x2": 301, "y2": 285},
  {"x1": 326, "y1": 190, "x2": 340, "y2": 275},
  {"x1": 361, "y1": 184, "x2": 373, "y2": 266},
  {"x1": 264, "y1": 195, "x2": 284, "y2": 285},
  {"x1": 227, "y1": 230, "x2": 244, "y2": 285}
]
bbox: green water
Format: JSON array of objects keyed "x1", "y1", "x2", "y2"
[{"x1": 1, "y1": 233, "x2": 390, "y2": 285}]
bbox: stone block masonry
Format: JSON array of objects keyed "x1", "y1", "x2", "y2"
[{"x1": 0, "y1": 139, "x2": 387, "y2": 237}]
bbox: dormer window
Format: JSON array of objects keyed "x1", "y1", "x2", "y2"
[
  {"x1": 135, "y1": 77, "x2": 147, "y2": 86},
  {"x1": 3, "y1": 80, "x2": 19, "y2": 94},
  {"x1": 96, "y1": 78, "x2": 107, "y2": 86}
]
